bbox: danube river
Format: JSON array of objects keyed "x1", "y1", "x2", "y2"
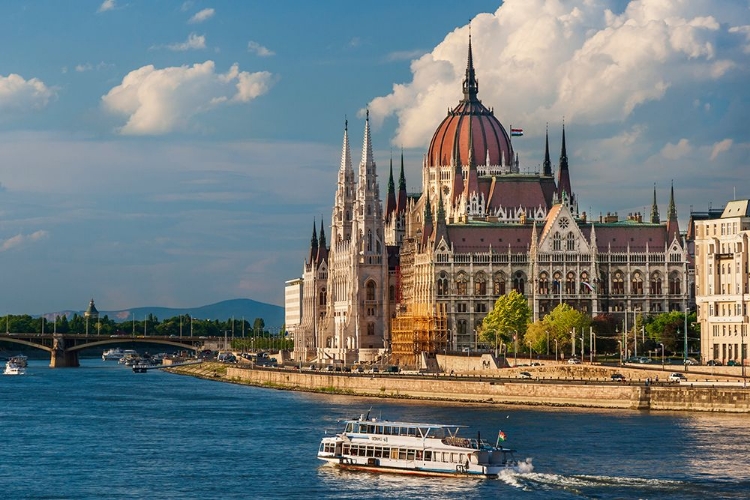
[{"x1": 2, "y1": 359, "x2": 749, "y2": 499}]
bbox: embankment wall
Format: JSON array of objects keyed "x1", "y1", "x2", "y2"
[{"x1": 216, "y1": 366, "x2": 750, "y2": 413}]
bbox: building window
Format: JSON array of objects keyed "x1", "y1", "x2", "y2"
[
  {"x1": 553, "y1": 271, "x2": 562, "y2": 295},
  {"x1": 456, "y1": 273, "x2": 468, "y2": 296},
  {"x1": 669, "y1": 272, "x2": 681, "y2": 295},
  {"x1": 580, "y1": 271, "x2": 591, "y2": 294},
  {"x1": 538, "y1": 272, "x2": 549, "y2": 294},
  {"x1": 566, "y1": 232, "x2": 575, "y2": 251},
  {"x1": 437, "y1": 273, "x2": 449, "y2": 297},
  {"x1": 474, "y1": 272, "x2": 487, "y2": 295},
  {"x1": 366, "y1": 281, "x2": 376, "y2": 301},
  {"x1": 493, "y1": 273, "x2": 506, "y2": 295},
  {"x1": 613, "y1": 271, "x2": 624, "y2": 295},
  {"x1": 367, "y1": 323, "x2": 375, "y2": 335},
  {"x1": 513, "y1": 272, "x2": 525, "y2": 295},
  {"x1": 319, "y1": 288, "x2": 327, "y2": 306},
  {"x1": 553, "y1": 232, "x2": 562, "y2": 251},
  {"x1": 632, "y1": 272, "x2": 643, "y2": 295},
  {"x1": 650, "y1": 272, "x2": 662, "y2": 295},
  {"x1": 566, "y1": 272, "x2": 576, "y2": 294},
  {"x1": 457, "y1": 320, "x2": 467, "y2": 335}
]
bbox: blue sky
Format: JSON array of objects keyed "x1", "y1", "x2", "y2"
[{"x1": 0, "y1": 0, "x2": 748, "y2": 314}]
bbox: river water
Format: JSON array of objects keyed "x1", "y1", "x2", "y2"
[{"x1": 1, "y1": 359, "x2": 749, "y2": 499}]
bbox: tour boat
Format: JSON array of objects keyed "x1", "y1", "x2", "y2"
[
  {"x1": 102, "y1": 348, "x2": 125, "y2": 361},
  {"x1": 4, "y1": 360, "x2": 26, "y2": 375},
  {"x1": 318, "y1": 413, "x2": 517, "y2": 478},
  {"x1": 9, "y1": 354, "x2": 27, "y2": 367}
]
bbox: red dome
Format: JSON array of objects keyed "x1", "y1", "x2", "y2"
[
  {"x1": 426, "y1": 35, "x2": 513, "y2": 168},
  {"x1": 427, "y1": 101, "x2": 513, "y2": 168}
]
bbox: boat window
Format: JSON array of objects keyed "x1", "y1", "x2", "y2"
[
  {"x1": 390, "y1": 448, "x2": 398, "y2": 460},
  {"x1": 366, "y1": 446, "x2": 374, "y2": 457},
  {"x1": 342, "y1": 444, "x2": 350, "y2": 455},
  {"x1": 384, "y1": 426, "x2": 391, "y2": 435},
  {"x1": 319, "y1": 443, "x2": 324, "y2": 452},
  {"x1": 399, "y1": 449, "x2": 407, "y2": 460},
  {"x1": 346, "y1": 423, "x2": 354, "y2": 433},
  {"x1": 407, "y1": 449, "x2": 415, "y2": 461},
  {"x1": 374, "y1": 447, "x2": 382, "y2": 458},
  {"x1": 367, "y1": 425, "x2": 375, "y2": 434},
  {"x1": 442, "y1": 452, "x2": 449, "y2": 462},
  {"x1": 417, "y1": 427, "x2": 427, "y2": 437},
  {"x1": 451, "y1": 453, "x2": 458, "y2": 463},
  {"x1": 415, "y1": 450, "x2": 423, "y2": 461},
  {"x1": 424, "y1": 450, "x2": 432, "y2": 461},
  {"x1": 408, "y1": 427, "x2": 416, "y2": 437}
]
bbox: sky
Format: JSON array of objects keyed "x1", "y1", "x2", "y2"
[{"x1": 0, "y1": 0, "x2": 748, "y2": 314}]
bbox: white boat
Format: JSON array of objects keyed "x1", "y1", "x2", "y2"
[
  {"x1": 318, "y1": 413, "x2": 517, "y2": 478},
  {"x1": 102, "y1": 348, "x2": 125, "y2": 361},
  {"x1": 117, "y1": 350, "x2": 140, "y2": 364},
  {"x1": 9, "y1": 355, "x2": 27, "y2": 367},
  {"x1": 4, "y1": 361, "x2": 26, "y2": 375}
]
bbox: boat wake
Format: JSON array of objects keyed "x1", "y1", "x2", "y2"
[{"x1": 497, "y1": 467, "x2": 707, "y2": 497}]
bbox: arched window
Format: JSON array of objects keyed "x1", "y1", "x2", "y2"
[
  {"x1": 553, "y1": 271, "x2": 562, "y2": 295},
  {"x1": 366, "y1": 281, "x2": 376, "y2": 301},
  {"x1": 437, "y1": 272, "x2": 449, "y2": 297},
  {"x1": 319, "y1": 287, "x2": 327, "y2": 306},
  {"x1": 580, "y1": 271, "x2": 591, "y2": 294},
  {"x1": 367, "y1": 230, "x2": 373, "y2": 252},
  {"x1": 493, "y1": 273, "x2": 506, "y2": 295},
  {"x1": 669, "y1": 272, "x2": 681, "y2": 295},
  {"x1": 457, "y1": 319, "x2": 467, "y2": 335},
  {"x1": 613, "y1": 271, "x2": 624, "y2": 295},
  {"x1": 513, "y1": 271, "x2": 525, "y2": 295},
  {"x1": 553, "y1": 232, "x2": 562, "y2": 251},
  {"x1": 367, "y1": 323, "x2": 375, "y2": 335},
  {"x1": 566, "y1": 232, "x2": 575, "y2": 251},
  {"x1": 474, "y1": 272, "x2": 487, "y2": 295},
  {"x1": 632, "y1": 272, "x2": 643, "y2": 295},
  {"x1": 650, "y1": 272, "x2": 662, "y2": 295},
  {"x1": 566, "y1": 272, "x2": 576, "y2": 294},
  {"x1": 538, "y1": 272, "x2": 549, "y2": 294},
  {"x1": 456, "y1": 273, "x2": 468, "y2": 296}
]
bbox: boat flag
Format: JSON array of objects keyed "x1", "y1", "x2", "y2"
[
  {"x1": 497, "y1": 430, "x2": 506, "y2": 446},
  {"x1": 511, "y1": 128, "x2": 523, "y2": 137}
]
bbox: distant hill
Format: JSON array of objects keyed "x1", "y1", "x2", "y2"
[{"x1": 46, "y1": 298, "x2": 284, "y2": 328}]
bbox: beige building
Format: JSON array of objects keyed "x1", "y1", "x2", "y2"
[{"x1": 694, "y1": 200, "x2": 750, "y2": 365}]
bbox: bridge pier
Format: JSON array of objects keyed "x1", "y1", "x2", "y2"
[{"x1": 49, "y1": 334, "x2": 80, "y2": 368}]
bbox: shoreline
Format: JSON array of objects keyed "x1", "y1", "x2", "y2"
[{"x1": 165, "y1": 362, "x2": 750, "y2": 413}]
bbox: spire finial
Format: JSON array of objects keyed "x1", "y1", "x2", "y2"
[
  {"x1": 650, "y1": 183, "x2": 660, "y2": 224},
  {"x1": 462, "y1": 26, "x2": 479, "y2": 101}
]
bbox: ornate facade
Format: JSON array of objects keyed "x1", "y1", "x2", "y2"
[{"x1": 291, "y1": 36, "x2": 692, "y2": 366}]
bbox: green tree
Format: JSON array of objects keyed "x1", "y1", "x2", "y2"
[
  {"x1": 480, "y1": 290, "x2": 530, "y2": 351},
  {"x1": 541, "y1": 304, "x2": 591, "y2": 354}
]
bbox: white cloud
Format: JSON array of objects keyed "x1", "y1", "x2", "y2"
[
  {"x1": 97, "y1": 0, "x2": 115, "y2": 13},
  {"x1": 710, "y1": 139, "x2": 732, "y2": 161},
  {"x1": 247, "y1": 41, "x2": 275, "y2": 57},
  {"x1": 166, "y1": 33, "x2": 206, "y2": 51},
  {"x1": 101, "y1": 61, "x2": 274, "y2": 135},
  {"x1": 189, "y1": 8, "x2": 215, "y2": 24},
  {"x1": 384, "y1": 50, "x2": 425, "y2": 62},
  {"x1": 729, "y1": 25, "x2": 750, "y2": 54},
  {"x1": 661, "y1": 138, "x2": 691, "y2": 160},
  {"x1": 368, "y1": 0, "x2": 747, "y2": 149},
  {"x1": 1, "y1": 230, "x2": 49, "y2": 252},
  {"x1": 0, "y1": 73, "x2": 55, "y2": 111}
]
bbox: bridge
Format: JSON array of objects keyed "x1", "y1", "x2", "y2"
[{"x1": 0, "y1": 333, "x2": 210, "y2": 367}]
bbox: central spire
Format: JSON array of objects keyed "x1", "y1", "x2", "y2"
[{"x1": 462, "y1": 29, "x2": 479, "y2": 102}]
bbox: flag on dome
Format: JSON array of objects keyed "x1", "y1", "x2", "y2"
[{"x1": 511, "y1": 128, "x2": 523, "y2": 137}]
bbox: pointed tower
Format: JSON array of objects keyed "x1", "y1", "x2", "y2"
[
  {"x1": 316, "y1": 219, "x2": 328, "y2": 264},
  {"x1": 331, "y1": 119, "x2": 356, "y2": 244},
  {"x1": 308, "y1": 220, "x2": 318, "y2": 264},
  {"x1": 666, "y1": 182, "x2": 680, "y2": 241},
  {"x1": 396, "y1": 149, "x2": 408, "y2": 215},
  {"x1": 433, "y1": 191, "x2": 449, "y2": 247},
  {"x1": 650, "y1": 184, "x2": 660, "y2": 224},
  {"x1": 385, "y1": 155, "x2": 397, "y2": 222},
  {"x1": 422, "y1": 195, "x2": 433, "y2": 246},
  {"x1": 542, "y1": 125, "x2": 552, "y2": 177},
  {"x1": 557, "y1": 123, "x2": 574, "y2": 205}
]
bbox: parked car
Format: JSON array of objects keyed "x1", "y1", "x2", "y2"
[
  {"x1": 638, "y1": 357, "x2": 652, "y2": 364},
  {"x1": 610, "y1": 373, "x2": 625, "y2": 382},
  {"x1": 367, "y1": 366, "x2": 380, "y2": 374},
  {"x1": 727, "y1": 360, "x2": 739, "y2": 366},
  {"x1": 706, "y1": 360, "x2": 722, "y2": 366},
  {"x1": 354, "y1": 366, "x2": 364, "y2": 373},
  {"x1": 518, "y1": 371, "x2": 532, "y2": 379},
  {"x1": 668, "y1": 372, "x2": 687, "y2": 383},
  {"x1": 684, "y1": 358, "x2": 699, "y2": 366},
  {"x1": 567, "y1": 358, "x2": 581, "y2": 364}
]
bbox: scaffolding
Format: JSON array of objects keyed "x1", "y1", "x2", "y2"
[{"x1": 391, "y1": 302, "x2": 448, "y2": 367}]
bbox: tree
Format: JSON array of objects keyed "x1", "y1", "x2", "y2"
[
  {"x1": 524, "y1": 321, "x2": 549, "y2": 354},
  {"x1": 480, "y1": 290, "x2": 530, "y2": 351},
  {"x1": 542, "y1": 304, "x2": 590, "y2": 354}
]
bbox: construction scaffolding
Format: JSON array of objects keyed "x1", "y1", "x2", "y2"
[{"x1": 391, "y1": 302, "x2": 448, "y2": 367}]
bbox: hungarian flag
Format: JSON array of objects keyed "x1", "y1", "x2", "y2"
[
  {"x1": 511, "y1": 128, "x2": 523, "y2": 137},
  {"x1": 496, "y1": 430, "x2": 507, "y2": 446}
]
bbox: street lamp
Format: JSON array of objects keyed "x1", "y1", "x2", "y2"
[
  {"x1": 513, "y1": 332, "x2": 518, "y2": 367},
  {"x1": 617, "y1": 340, "x2": 622, "y2": 366},
  {"x1": 659, "y1": 343, "x2": 665, "y2": 370},
  {"x1": 553, "y1": 339, "x2": 558, "y2": 362}
]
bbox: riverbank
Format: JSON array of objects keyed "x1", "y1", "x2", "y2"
[{"x1": 165, "y1": 362, "x2": 750, "y2": 413}]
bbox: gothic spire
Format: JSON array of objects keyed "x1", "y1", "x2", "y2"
[
  {"x1": 668, "y1": 181, "x2": 677, "y2": 220},
  {"x1": 385, "y1": 154, "x2": 397, "y2": 220},
  {"x1": 650, "y1": 184, "x2": 660, "y2": 224},
  {"x1": 340, "y1": 118, "x2": 352, "y2": 175},
  {"x1": 361, "y1": 109, "x2": 374, "y2": 168},
  {"x1": 542, "y1": 124, "x2": 552, "y2": 176},
  {"x1": 422, "y1": 195, "x2": 433, "y2": 246},
  {"x1": 462, "y1": 28, "x2": 479, "y2": 102},
  {"x1": 318, "y1": 219, "x2": 326, "y2": 249},
  {"x1": 308, "y1": 219, "x2": 318, "y2": 264},
  {"x1": 397, "y1": 148, "x2": 408, "y2": 214},
  {"x1": 557, "y1": 122, "x2": 573, "y2": 204}
]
